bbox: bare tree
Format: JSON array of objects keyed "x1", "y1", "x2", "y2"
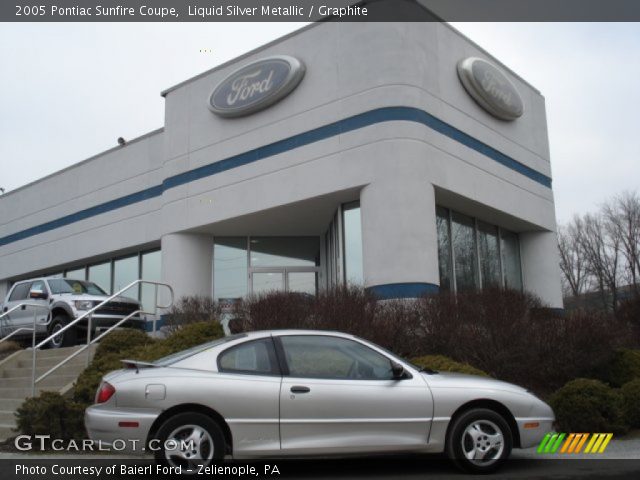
[
  {"x1": 577, "y1": 213, "x2": 622, "y2": 312},
  {"x1": 558, "y1": 220, "x2": 590, "y2": 297},
  {"x1": 603, "y1": 191, "x2": 640, "y2": 294}
]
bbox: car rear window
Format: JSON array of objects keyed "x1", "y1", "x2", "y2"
[{"x1": 153, "y1": 334, "x2": 247, "y2": 367}]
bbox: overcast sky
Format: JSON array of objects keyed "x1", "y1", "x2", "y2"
[{"x1": 0, "y1": 22, "x2": 638, "y2": 224}]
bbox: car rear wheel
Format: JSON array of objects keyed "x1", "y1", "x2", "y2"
[
  {"x1": 154, "y1": 412, "x2": 225, "y2": 471},
  {"x1": 47, "y1": 315, "x2": 76, "y2": 349},
  {"x1": 446, "y1": 408, "x2": 512, "y2": 473}
]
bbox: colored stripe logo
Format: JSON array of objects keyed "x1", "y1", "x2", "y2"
[{"x1": 537, "y1": 433, "x2": 613, "y2": 454}]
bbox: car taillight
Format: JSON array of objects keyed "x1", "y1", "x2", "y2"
[{"x1": 96, "y1": 382, "x2": 115, "y2": 404}]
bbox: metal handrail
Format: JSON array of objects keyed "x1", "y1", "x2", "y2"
[
  {"x1": 29, "y1": 280, "x2": 174, "y2": 397},
  {"x1": 0, "y1": 303, "x2": 50, "y2": 345}
]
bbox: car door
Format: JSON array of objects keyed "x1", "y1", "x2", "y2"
[
  {"x1": 1, "y1": 282, "x2": 31, "y2": 336},
  {"x1": 26, "y1": 280, "x2": 51, "y2": 334},
  {"x1": 277, "y1": 334, "x2": 433, "y2": 455},
  {"x1": 215, "y1": 337, "x2": 283, "y2": 456}
]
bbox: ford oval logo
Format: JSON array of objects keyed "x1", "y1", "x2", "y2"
[
  {"x1": 208, "y1": 55, "x2": 305, "y2": 118},
  {"x1": 457, "y1": 57, "x2": 524, "y2": 121}
]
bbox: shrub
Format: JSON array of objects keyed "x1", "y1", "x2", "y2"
[
  {"x1": 596, "y1": 349, "x2": 640, "y2": 387},
  {"x1": 94, "y1": 328, "x2": 153, "y2": 357},
  {"x1": 15, "y1": 392, "x2": 85, "y2": 441},
  {"x1": 164, "y1": 296, "x2": 221, "y2": 332},
  {"x1": 620, "y1": 379, "x2": 640, "y2": 428},
  {"x1": 230, "y1": 287, "x2": 633, "y2": 395},
  {"x1": 0, "y1": 340, "x2": 21, "y2": 355},
  {"x1": 162, "y1": 320, "x2": 224, "y2": 351},
  {"x1": 549, "y1": 379, "x2": 626, "y2": 434},
  {"x1": 410, "y1": 355, "x2": 488, "y2": 377}
]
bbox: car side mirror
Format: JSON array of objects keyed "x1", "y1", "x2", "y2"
[
  {"x1": 391, "y1": 362, "x2": 405, "y2": 380},
  {"x1": 29, "y1": 290, "x2": 48, "y2": 300}
]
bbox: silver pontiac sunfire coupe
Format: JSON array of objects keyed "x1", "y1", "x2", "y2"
[{"x1": 85, "y1": 330, "x2": 554, "y2": 473}]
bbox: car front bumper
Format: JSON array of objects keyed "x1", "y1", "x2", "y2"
[
  {"x1": 516, "y1": 417, "x2": 555, "y2": 448},
  {"x1": 85, "y1": 404, "x2": 160, "y2": 455}
]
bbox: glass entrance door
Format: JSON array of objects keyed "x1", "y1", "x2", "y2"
[{"x1": 250, "y1": 268, "x2": 317, "y2": 296}]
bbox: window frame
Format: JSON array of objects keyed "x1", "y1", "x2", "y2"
[
  {"x1": 274, "y1": 334, "x2": 400, "y2": 381},
  {"x1": 216, "y1": 337, "x2": 281, "y2": 377}
]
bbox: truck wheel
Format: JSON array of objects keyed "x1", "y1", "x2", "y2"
[{"x1": 47, "y1": 315, "x2": 76, "y2": 348}]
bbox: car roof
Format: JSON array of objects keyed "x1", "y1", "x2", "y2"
[{"x1": 242, "y1": 329, "x2": 357, "y2": 340}]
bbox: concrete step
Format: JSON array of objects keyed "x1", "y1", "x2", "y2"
[
  {"x1": 0, "y1": 386, "x2": 62, "y2": 399},
  {"x1": 16, "y1": 355, "x2": 91, "y2": 370},
  {"x1": 3, "y1": 362, "x2": 89, "y2": 378},
  {"x1": 0, "y1": 411, "x2": 16, "y2": 426},
  {"x1": 0, "y1": 424, "x2": 16, "y2": 440},
  {"x1": 28, "y1": 345, "x2": 86, "y2": 359},
  {"x1": 0, "y1": 374, "x2": 78, "y2": 389},
  {"x1": 0, "y1": 399, "x2": 29, "y2": 411}
]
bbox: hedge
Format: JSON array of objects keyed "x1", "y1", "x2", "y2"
[{"x1": 411, "y1": 355, "x2": 489, "y2": 377}]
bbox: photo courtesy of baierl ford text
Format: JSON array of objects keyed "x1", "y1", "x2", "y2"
[{"x1": 0, "y1": 0, "x2": 639, "y2": 479}]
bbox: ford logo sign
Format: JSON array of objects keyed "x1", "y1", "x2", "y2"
[
  {"x1": 457, "y1": 57, "x2": 524, "y2": 121},
  {"x1": 208, "y1": 55, "x2": 305, "y2": 118}
]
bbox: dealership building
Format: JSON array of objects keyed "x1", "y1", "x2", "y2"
[{"x1": 0, "y1": 21, "x2": 563, "y2": 316}]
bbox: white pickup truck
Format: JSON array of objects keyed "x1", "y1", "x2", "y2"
[{"x1": 0, "y1": 277, "x2": 145, "y2": 348}]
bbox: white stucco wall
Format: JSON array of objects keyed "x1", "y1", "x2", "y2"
[{"x1": 0, "y1": 21, "x2": 563, "y2": 308}]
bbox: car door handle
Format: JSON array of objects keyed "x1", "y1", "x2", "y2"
[
  {"x1": 290, "y1": 386, "x2": 310, "y2": 394},
  {"x1": 21, "y1": 305, "x2": 26, "y2": 310}
]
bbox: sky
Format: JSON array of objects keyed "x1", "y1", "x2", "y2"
[{"x1": 0, "y1": 22, "x2": 638, "y2": 225}]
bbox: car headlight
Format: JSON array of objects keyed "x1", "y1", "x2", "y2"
[{"x1": 74, "y1": 300, "x2": 94, "y2": 310}]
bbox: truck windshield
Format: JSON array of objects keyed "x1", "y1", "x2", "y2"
[{"x1": 48, "y1": 279, "x2": 107, "y2": 295}]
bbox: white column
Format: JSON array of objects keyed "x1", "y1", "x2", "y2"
[
  {"x1": 161, "y1": 232, "x2": 213, "y2": 302},
  {"x1": 520, "y1": 231, "x2": 564, "y2": 309},
  {"x1": 360, "y1": 177, "x2": 439, "y2": 298}
]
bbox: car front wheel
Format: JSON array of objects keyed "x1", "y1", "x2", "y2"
[
  {"x1": 154, "y1": 412, "x2": 225, "y2": 471},
  {"x1": 446, "y1": 408, "x2": 513, "y2": 473}
]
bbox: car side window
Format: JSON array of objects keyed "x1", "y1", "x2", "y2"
[
  {"x1": 280, "y1": 335, "x2": 395, "y2": 380},
  {"x1": 218, "y1": 338, "x2": 279, "y2": 376},
  {"x1": 8, "y1": 283, "x2": 30, "y2": 302}
]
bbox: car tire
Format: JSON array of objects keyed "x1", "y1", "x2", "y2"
[
  {"x1": 47, "y1": 315, "x2": 77, "y2": 349},
  {"x1": 446, "y1": 407, "x2": 513, "y2": 473},
  {"x1": 154, "y1": 412, "x2": 225, "y2": 471}
]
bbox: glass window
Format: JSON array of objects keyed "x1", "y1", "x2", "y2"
[
  {"x1": 113, "y1": 255, "x2": 139, "y2": 299},
  {"x1": 250, "y1": 237, "x2": 319, "y2": 268},
  {"x1": 288, "y1": 272, "x2": 317, "y2": 296},
  {"x1": 65, "y1": 267, "x2": 86, "y2": 280},
  {"x1": 478, "y1": 221, "x2": 501, "y2": 288},
  {"x1": 343, "y1": 202, "x2": 364, "y2": 285},
  {"x1": 9, "y1": 283, "x2": 30, "y2": 301},
  {"x1": 252, "y1": 272, "x2": 284, "y2": 295},
  {"x1": 280, "y1": 335, "x2": 395, "y2": 380},
  {"x1": 436, "y1": 206, "x2": 452, "y2": 291},
  {"x1": 88, "y1": 262, "x2": 111, "y2": 294},
  {"x1": 451, "y1": 212, "x2": 478, "y2": 291},
  {"x1": 141, "y1": 250, "x2": 161, "y2": 312},
  {"x1": 218, "y1": 338, "x2": 278, "y2": 375},
  {"x1": 29, "y1": 280, "x2": 46, "y2": 295},
  {"x1": 213, "y1": 238, "x2": 247, "y2": 301},
  {"x1": 48, "y1": 279, "x2": 106, "y2": 295},
  {"x1": 501, "y1": 230, "x2": 523, "y2": 291}
]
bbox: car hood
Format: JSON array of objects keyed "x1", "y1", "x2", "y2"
[{"x1": 422, "y1": 371, "x2": 529, "y2": 394}]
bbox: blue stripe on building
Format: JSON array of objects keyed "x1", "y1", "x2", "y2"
[{"x1": 0, "y1": 106, "x2": 551, "y2": 247}]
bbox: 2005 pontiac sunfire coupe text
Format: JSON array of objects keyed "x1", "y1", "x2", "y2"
[{"x1": 85, "y1": 330, "x2": 554, "y2": 473}]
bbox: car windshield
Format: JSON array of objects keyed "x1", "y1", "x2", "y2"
[
  {"x1": 47, "y1": 279, "x2": 107, "y2": 295},
  {"x1": 153, "y1": 334, "x2": 247, "y2": 367}
]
